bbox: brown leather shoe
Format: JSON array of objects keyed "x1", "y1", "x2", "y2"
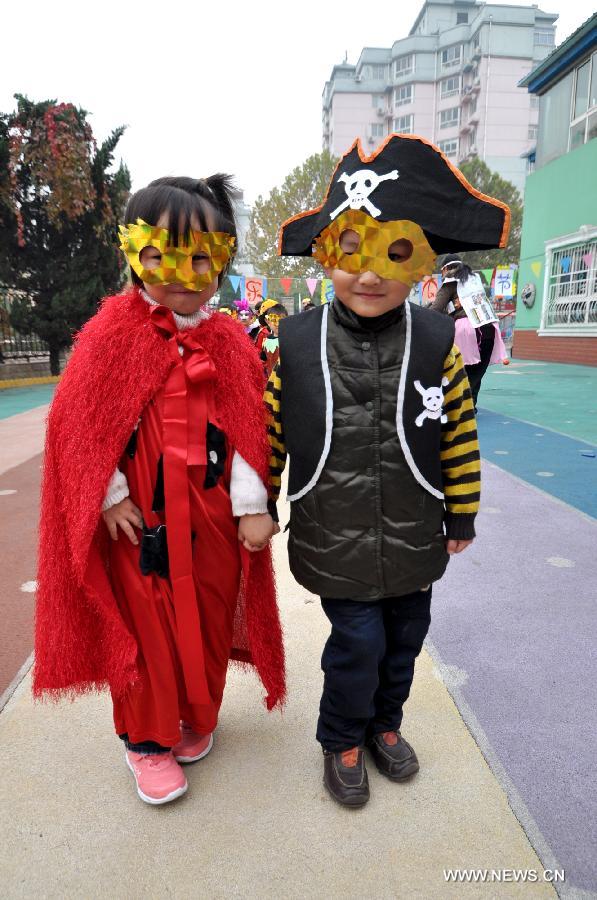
[
  {"x1": 323, "y1": 747, "x2": 370, "y2": 807},
  {"x1": 368, "y1": 731, "x2": 420, "y2": 781}
]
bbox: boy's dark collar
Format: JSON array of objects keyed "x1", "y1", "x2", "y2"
[{"x1": 332, "y1": 297, "x2": 405, "y2": 333}]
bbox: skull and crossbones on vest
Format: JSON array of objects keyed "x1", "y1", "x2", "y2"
[
  {"x1": 330, "y1": 168, "x2": 399, "y2": 219},
  {"x1": 414, "y1": 378, "x2": 449, "y2": 427}
]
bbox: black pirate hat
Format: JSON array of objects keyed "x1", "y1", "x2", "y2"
[{"x1": 279, "y1": 135, "x2": 510, "y2": 257}]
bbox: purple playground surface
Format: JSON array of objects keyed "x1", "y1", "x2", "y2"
[{"x1": 428, "y1": 461, "x2": 597, "y2": 893}]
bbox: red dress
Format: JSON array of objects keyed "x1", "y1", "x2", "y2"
[
  {"x1": 34, "y1": 289, "x2": 285, "y2": 724},
  {"x1": 109, "y1": 383, "x2": 242, "y2": 746}
]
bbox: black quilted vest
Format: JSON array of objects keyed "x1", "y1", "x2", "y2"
[{"x1": 278, "y1": 299, "x2": 454, "y2": 600}]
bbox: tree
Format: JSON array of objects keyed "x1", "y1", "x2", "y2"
[
  {"x1": 0, "y1": 95, "x2": 130, "y2": 373},
  {"x1": 245, "y1": 149, "x2": 338, "y2": 278},
  {"x1": 457, "y1": 158, "x2": 523, "y2": 270}
]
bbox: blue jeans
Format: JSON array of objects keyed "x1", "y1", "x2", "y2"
[{"x1": 316, "y1": 588, "x2": 432, "y2": 752}]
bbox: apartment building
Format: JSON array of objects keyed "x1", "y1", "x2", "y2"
[{"x1": 322, "y1": 0, "x2": 558, "y2": 191}]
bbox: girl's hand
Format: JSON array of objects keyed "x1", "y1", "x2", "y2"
[
  {"x1": 238, "y1": 513, "x2": 275, "y2": 552},
  {"x1": 102, "y1": 498, "x2": 143, "y2": 545},
  {"x1": 446, "y1": 538, "x2": 473, "y2": 554}
]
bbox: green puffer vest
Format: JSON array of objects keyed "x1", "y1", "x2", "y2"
[{"x1": 284, "y1": 300, "x2": 450, "y2": 600}]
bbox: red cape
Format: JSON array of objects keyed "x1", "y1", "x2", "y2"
[{"x1": 34, "y1": 288, "x2": 285, "y2": 709}]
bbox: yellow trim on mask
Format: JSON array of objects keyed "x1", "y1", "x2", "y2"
[
  {"x1": 313, "y1": 209, "x2": 436, "y2": 286},
  {"x1": 118, "y1": 219, "x2": 236, "y2": 291}
]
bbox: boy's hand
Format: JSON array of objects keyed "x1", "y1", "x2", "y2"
[
  {"x1": 102, "y1": 498, "x2": 143, "y2": 545},
  {"x1": 446, "y1": 538, "x2": 473, "y2": 554},
  {"x1": 238, "y1": 513, "x2": 276, "y2": 552}
]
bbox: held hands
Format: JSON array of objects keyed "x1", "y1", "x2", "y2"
[
  {"x1": 446, "y1": 538, "x2": 473, "y2": 554},
  {"x1": 102, "y1": 498, "x2": 143, "y2": 545},
  {"x1": 238, "y1": 513, "x2": 279, "y2": 552}
]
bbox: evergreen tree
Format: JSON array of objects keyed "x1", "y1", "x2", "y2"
[
  {"x1": 0, "y1": 95, "x2": 130, "y2": 373},
  {"x1": 457, "y1": 158, "x2": 523, "y2": 270},
  {"x1": 245, "y1": 150, "x2": 338, "y2": 278}
]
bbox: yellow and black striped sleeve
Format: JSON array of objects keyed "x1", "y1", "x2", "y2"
[
  {"x1": 440, "y1": 345, "x2": 481, "y2": 540},
  {"x1": 263, "y1": 361, "x2": 287, "y2": 507}
]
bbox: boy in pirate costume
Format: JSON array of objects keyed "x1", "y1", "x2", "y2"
[{"x1": 266, "y1": 134, "x2": 509, "y2": 807}]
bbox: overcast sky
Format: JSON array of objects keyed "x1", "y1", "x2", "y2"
[{"x1": 1, "y1": 0, "x2": 593, "y2": 205}]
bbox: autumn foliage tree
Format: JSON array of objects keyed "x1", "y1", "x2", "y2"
[
  {"x1": 0, "y1": 95, "x2": 130, "y2": 373},
  {"x1": 457, "y1": 158, "x2": 523, "y2": 270},
  {"x1": 245, "y1": 149, "x2": 338, "y2": 278}
]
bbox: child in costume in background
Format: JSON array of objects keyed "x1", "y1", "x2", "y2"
[
  {"x1": 35, "y1": 176, "x2": 285, "y2": 806},
  {"x1": 256, "y1": 300, "x2": 288, "y2": 377},
  {"x1": 267, "y1": 134, "x2": 509, "y2": 807},
  {"x1": 431, "y1": 254, "x2": 507, "y2": 410}
]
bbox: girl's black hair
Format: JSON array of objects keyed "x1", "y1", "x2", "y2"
[
  {"x1": 440, "y1": 253, "x2": 473, "y2": 284},
  {"x1": 124, "y1": 174, "x2": 238, "y2": 287}
]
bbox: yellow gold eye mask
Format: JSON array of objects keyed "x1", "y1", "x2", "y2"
[
  {"x1": 118, "y1": 219, "x2": 236, "y2": 291},
  {"x1": 313, "y1": 209, "x2": 436, "y2": 286}
]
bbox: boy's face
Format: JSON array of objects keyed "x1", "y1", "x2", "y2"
[
  {"x1": 326, "y1": 267, "x2": 411, "y2": 318},
  {"x1": 316, "y1": 213, "x2": 433, "y2": 318}
]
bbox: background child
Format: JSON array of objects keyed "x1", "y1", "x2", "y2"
[
  {"x1": 34, "y1": 175, "x2": 285, "y2": 805},
  {"x1": 267, "y1": 135, "x2": 509, "y2": 807},
  {"x1": 432, "y1": 254, "x2": 507, "y2": 410},
  {"x1": 256, "y1": 300, "x2": 288, "y2": 377}
]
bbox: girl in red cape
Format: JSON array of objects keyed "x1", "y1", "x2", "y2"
[{"x1": 35, "y1": 175, "x2": 285, "y2": 806}]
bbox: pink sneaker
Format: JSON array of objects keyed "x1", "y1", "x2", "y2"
[
  {"x1": 125, "y1": 751, "x2": 188, "y2": 805},
  {"x1": 173, "y1": 723, "x2": 214, "y2": 763}
]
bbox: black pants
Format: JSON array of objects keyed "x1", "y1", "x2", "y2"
[
  {"x1": 465, "y1": 323, "x2": 495, "y2": 409},
  {"x1": 316, "y1": 588, "x2": 432, "y2": 752}
]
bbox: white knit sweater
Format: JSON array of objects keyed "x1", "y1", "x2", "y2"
[{"x1": 102, "y1": 293, "x2": 268, "y2": 517}]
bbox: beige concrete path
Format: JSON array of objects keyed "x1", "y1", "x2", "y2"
[
  {"x1": 1, "y1": 506, "x2": 556, "y2": 899},
  {"x1": 0, "y1": 405, "x2": 49, "y2": 475}
]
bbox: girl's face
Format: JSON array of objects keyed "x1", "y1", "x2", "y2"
[{"x1": 141, "y1": 211, "x2": 220, "y2": 315}]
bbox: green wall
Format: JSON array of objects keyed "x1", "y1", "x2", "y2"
[{"x1": 517, "y1": 139, "x2": 597, "y2": 330}]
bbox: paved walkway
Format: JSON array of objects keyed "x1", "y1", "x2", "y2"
[{"x1": 1, "y1": 363, "x2": 596, "y2": 898}]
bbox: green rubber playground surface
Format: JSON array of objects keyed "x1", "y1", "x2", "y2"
[
  {"x1": 0, "y1": 384, "x2": 56, "y2": 420},
  {"x1": 478, "y1": 360, "x2": 597, "y2": 446}
]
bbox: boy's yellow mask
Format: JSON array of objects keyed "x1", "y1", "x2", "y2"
[
  {"x1": 118, "y1": 219, "x2": 236, "y2": 291},
  {"x1": 313, "y1": 209, "x2": 436, "y2": 286}
]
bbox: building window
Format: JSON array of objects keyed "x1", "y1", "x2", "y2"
[
  {"x1": 543, "y1": 233, "x2": 597, "y2": 330},
  {"x1": 441, "y1": 45, "x2": 461, "y2": 70},
  {"x1": 394, "y1": 55, "x2": 413, "y2": 78},
  {"x1": 372, "y1": 94, "x2": 385, "y2": 109},
  {"x1": 438, "y1": 139, "x2": 458, "y2": 158},
  {"x1": 569, "y1": 53, "x2": 597, "y2": 152},
  {"x1": 393, "y1": 114, "x2": 413, "y2": 134},
  {"x1": 439, "y1": 107, "x2": 459, "y2": 129},
  {"x1": 530, "y1": 95, "x2": 540, "y2": 109},
  {"x1": 528, "y1": 125, "x2": 538, "y2": 140},
  {"x1": 536, "y1": 71, "x2": 573, "y2": 167},
  {"x1": 395, "y1": 84, "x2": 413, "y2": 107},
  {"x1": 441, "y1": 76, "x2": 460, "y2": 98},
  {"x1": 370, "y1": 123, "x2": 386, "y2": 138},
  {"x1": 368, "y1": 64, "x2": 386, "y2": 80},
  {"x1": 534, "y1": 29, "x2": 555, "y2": 47},
  {"x1": 456, "y1": 12, "x2": 468, "y2": 24},
  {"x1": 473, "y1": 30, "x2": 481, "y2": 49}
]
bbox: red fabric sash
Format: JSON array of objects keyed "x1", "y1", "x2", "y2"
[{"x1": 149, "y1": 305, "x2": 216, "y2": 704}]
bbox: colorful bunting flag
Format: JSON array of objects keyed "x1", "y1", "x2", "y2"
[
  {"x1": 321, "y1": 278, "x2": 335, "y2": 304},
  {"x1": 228, "y1": 274, "x2": 241, "y2": 293},
  {"x1": 582, "y1": 252, "x2": 594, "y2": 269},
  {"x1": 530, "y1": 261, "x2": 542, "y2": 278},
  {"x1": 306, "y1": 278, "x2": 318, "y2": 297},
  {"x1": 280, "y1": 277, "x2": 293, "y2": 295},
  {"x1": 561, "y1": 256, "x2": 571, "y2": 274}
]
